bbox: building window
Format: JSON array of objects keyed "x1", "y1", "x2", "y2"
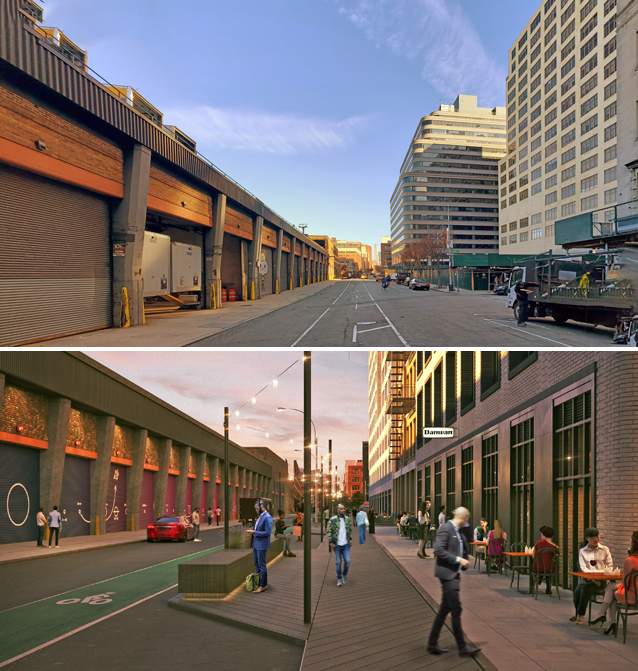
[
  {"x1": 581, "y1": 194, "x2": 599, "y2": 210},
  {"x1": 562, "y1": 165, "x2": 576, "y2": 181},
  {"x1": 561, "y1": 202, "x2": 576, "y2": 216},
  {"x1": 510, "y1": 234, "x2": 517, "y2": 244},
  {"x1": 554, "y1": 390, "x2": 592, "y2": 588},
  {"x1": 434, "y1": 460, "x2": 442, "y2": 514},
  {"x1": 482, "y1": 434, "x2": 498, "y2": 528},
  {"x1": 605, "y1": 123, "x2": 617, "y2": 142},
  {"x1": 581, "y1": 155, "x2": 598, "y2": 173},
  {"x1": 532, "y1": 183, "x2": 542, "y2": 196},
  {"x1": 581, "y1": 114, "x2": 598, "y2": 136},
  {"x1": 604, "y1": 101, "x2": 617, "y2": 121},
  {"x1": 604, "y1": 36, "x2": 616, "y2": 58},
  {"x1": 532, "y1": 228, "x2": 543, "y2": 239},
  {"x1": 581, "y1": 174, "x2": 598, "y2": 192},
  {"x1": 545, "y1": 224, "x2": 555, "y2": 236},
  {"x1": 604, "y1": 57, "x2": 617, "y2": 79},
  {"x1": 604, "y1": 145, "x2": 616, "y2": 162},
  {"x1": 545, "y1": 210, "x2": 557, "y2": 223},
  {"x1": 520, "y1": 217, "x2": 529, "y2": 228},
  {"x1": 605, "y1": 188, "x2": 617, "y2": 204},
  {"x1": 562, "y1": 147, "x2": 576, "y2": 164},
  {"x1": 581, "y1": 94, "x2": 598, "y2": 116},
  {"x1": 604, "y1": 80, "x2": 616, "y2": 100},
  {"x1": 561, "y1": 183, "x2": 575, "y2": 199},
  {"x1": 445, "y1": 351, "x2": 457, "y2": 426},
  {"x1": 511, "y1": 418, "x2": 535, "y2": 547},
  {"x1": 446, "y1": 454, "x2": 456, "y2": 513},
  {"x1": 604, "y1": 166, "x2": 617, "y2": 183},
  {"x1": 460, "y1": 352, "x2": 475, "y2": 416},
  {"x1": 520, "y1": 231, "x2": 529, "y2": 241},
  {"x1": 531, "y1": 213, "x2": 542, "y2": 226},
  {"x1": 461, "y1": 446, "x2": 473, "y2": 512},
  {"x1": 425, "y1": 465, "x2": 431, "y2": 501},
  {"x1": 545, "y1": 192, "x2": 558, "y2": 206},
  {"x1": 581, "y1": 74, "x2": 598, "y2": 97},
  {"x1": 501, "y1": 237, "x2": 507, "y2": 245},
  {"x1": 581, "y1": 135, "x2": 598, "y2": 154},
  {"x1": 480, "y1": 352, "x2": 500, "y2": 400}
]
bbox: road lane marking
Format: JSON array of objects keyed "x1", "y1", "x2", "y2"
[
  {"x1": 332, "y1": 282, "x2": 351, "y2": 305},
  {"x1": 291, "y1": 308, "x2": 331, "y2": 347},
  {"x1": 352, "y1": 322, "x2": 377, "y2": 343},
  {"x1": 358, "y1": 325, "x2": 392, "y2": 335},
  {"x1": 482, "y1": 318, "x2": 572, "y2": 347},
  {"x1": 362, "y1": 283, "x2": 409, "y2": 347},
  {"x1": 0, "y1": 544, "x2": 223, "y2": 666},
  {"x1": 0, "y1": 584, "x2": 178, "y2": 669}
]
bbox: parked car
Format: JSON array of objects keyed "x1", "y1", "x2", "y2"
[
  {"x1": 493, "y1": 284, "x2": 507, "y2": 295},
  {"x1": 410, "y1": 278, "x2": 430, "y2": 291},
  {"x1": 360, "y1": 274, "x2": 368, "y2": 279},
  {"x1": 147, "y1": 516, "x2": 194, "y2": 542},
  {"x1": 375, "y1": 274, "x2": 383, "y2": 282}
]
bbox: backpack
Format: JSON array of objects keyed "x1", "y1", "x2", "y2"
[{"x1": 246, "y1": 572, "x2": 260, "y2": 591}]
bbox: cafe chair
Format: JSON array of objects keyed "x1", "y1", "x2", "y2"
[
  {"x1": 531, "y1": 548, "x2": 560, "y2": 599},
  {"x1": 473, "y1": 543, "x2": 486, "y2": 572},
  {"x1": 509, "y1": 542, "x2": 531, "y2": 591},
  {"x1": 614, "y1": 569, "x2": 638, "y2": 644},
  {"x1": 486, "y1": 535, "x2": 508, "y2": 576}
]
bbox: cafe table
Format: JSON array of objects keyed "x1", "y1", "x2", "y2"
[
  {"x1": 504, "y1": 551, "x2": 534, "y2": 592},
  {"x1": 568, "y1": 572, "x2": 624, "y2": 619}
]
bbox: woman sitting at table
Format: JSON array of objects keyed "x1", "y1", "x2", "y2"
[
  {"x1": 531, "y1": 525, "x2": 559, "y2": 595},
  {"x1": 486, "y1": 519, "x2": 507, "y2": 572},
  {"x1": 590, "y1": 530, "x2": 638, "y2": 635}
]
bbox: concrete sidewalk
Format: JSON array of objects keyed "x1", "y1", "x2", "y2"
[
  {"x1": 0, "y1": 521, "x2": 241, "y2": 565},
  {"x1": 374, "y1": 527, "x2": 638, "y2": 671},
  {"x1": 24, "y1": 281, "x2": 340, "y2": 348}
]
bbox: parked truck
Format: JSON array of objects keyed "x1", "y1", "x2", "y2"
[
  {"x1": 506, "y1": 253, "x2": 636, "y2": 328},
  {"x1": 141, "y1": 231, "x2": 202, "y2": 309}
]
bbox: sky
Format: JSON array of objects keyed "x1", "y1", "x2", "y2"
[
  {"x1": 85, "y1": 350, "x2": 369, "y2": 484},
  {"x1": 41, "y1": 0, "x2": 538, "y2": 253}
]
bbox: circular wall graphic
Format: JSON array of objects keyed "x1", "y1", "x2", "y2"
[{"x1": 7, "y1": 483, "x2": 30, "y2": 527}]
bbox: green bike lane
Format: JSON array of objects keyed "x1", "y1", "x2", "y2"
[{"x1": 0, "y1": 544, "x2": 223, "y2": 667}]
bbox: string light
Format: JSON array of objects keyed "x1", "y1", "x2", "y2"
[{"x1": 251, "y1": 397, "x2": 256, "y2": 405}]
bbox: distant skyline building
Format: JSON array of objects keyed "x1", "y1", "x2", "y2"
[
  {"x1": 331, "y1": 239, "x2": 372, "y2": 272},
  {"x1": 499, "y1": 0, "x2": 618, "y2": 254},
  {"x1": 380, "y1": 236, "x2": 392, "y2": 268},
  {"x1": 390, "y1": 95, "x2": 506, "y2": 265}
]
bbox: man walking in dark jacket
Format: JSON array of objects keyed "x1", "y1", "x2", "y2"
[{"x1": 427, "y1": 507, "x2": 481, "y2": 658}]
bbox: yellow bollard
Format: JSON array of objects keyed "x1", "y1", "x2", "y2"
[
  {"x1": 130, "y1": 514, "x2": 135, "y2": 532},
  {"x1": 251, "y1": 281, "x2": 255, "y2": 300},
  {"x1": 121, "y1": 287, "x2": 131, "y2": 328},
  {"x1": 275, "y1": 279, "x2": 279, "y2": 294},
  {"x1": 95, "y1": 515, "x2": 99, "y2": 535}
]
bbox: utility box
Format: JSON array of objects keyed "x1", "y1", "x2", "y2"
[
  {"x1": 142, "y1": 232, "x2": 170, "y2": 297},
  {"x1": 171, "y1": 242, "x2": 202, "y2": 293}
]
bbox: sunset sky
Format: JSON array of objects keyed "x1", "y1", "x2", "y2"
[{"x1": 86, "y1": 350, "x2": 369, "y2": 482}]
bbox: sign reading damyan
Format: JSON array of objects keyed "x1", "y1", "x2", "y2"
[{"x1": 423, "y1": 428, "x2": 454, "y2": 439}]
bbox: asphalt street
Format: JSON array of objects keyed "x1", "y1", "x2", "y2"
[
  {"x1": 0, "y1": 526, "x2": 302, "y2": 671},
  {"x1": 188, "y1": 279, "x2": 619, "y2": 348}
]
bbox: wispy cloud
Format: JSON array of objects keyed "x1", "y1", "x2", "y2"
[
  {"x1": 332, "y1": 0, "x2": 506, "y2": 105},
  {"x1": 162, "y1": 106, "x2": 370, "y2": 154}
]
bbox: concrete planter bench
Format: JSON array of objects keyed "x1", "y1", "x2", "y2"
[{"x1": 178, "y1": 537, "x2": 284, "y2": 598}]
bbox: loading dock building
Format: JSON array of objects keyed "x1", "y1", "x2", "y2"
[
  {"x1": 0, "y1": 0, "x2": 329, "y2": 346},
  {"x1": 0, "y1": 352, "x2": 285, "y2": 544}
]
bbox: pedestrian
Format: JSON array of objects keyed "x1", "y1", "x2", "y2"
[
  {"x1": 427, "y1": 506, "x2": 481, "y2": 658},
  {"x1": 323, "y1": 506, "x2": 330, "y2": 530},
  {"x1": 246, "y1": 499, "x2": 273, "y2": 593},
  {"x1": 570, "y1": 527, "x2": 613, "y2": 625},
  {"x1": 438, "y1": 505, "x2": 447, "y2": 528},
  {"x1": 368, "y1": 506, "x2": 376, "y2": 534},
  {"x1": 36, "y1": 507, "x2": 46, "y2": 547},
  {"x1": 295, "y1": 509, "x2": 304, "y2": 542},
  {"x1": 215, "y1": 507, "x2": 221, "y2": 525},
  {"x1": 207, "y1": 507, "x2": 213, "y2": 526},
  {"x1": 192, "y1": 508, "x2": 201, "y2": 542},
  {"x1": 417, "y1": 501, "x2": 430, "y2": 558},
  {"x1": 424, "y1": 501, "x2": 436, "y2": 550},
  {"x1": 328, "y1": 503, "x2": 352, "y2": 586},
  {"x1": 48, "y1": 505, "x2": 61, "y2": 548},
  {"x1": 351, "y1": 508, "x2": 357, "y2": 527},
  {"x1": 274, "y1": 509, "x2": 296, "y2": 557},
  {"x1": 356, "y1": 506, "x2": 368, "y2": 544},
  {"x1": 515, "y1": 282, "x2": 529, "y2": 326}
]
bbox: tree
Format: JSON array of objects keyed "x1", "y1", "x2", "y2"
[{"x1": 349, "y1": 491, "x2": 365, "y2": 510}]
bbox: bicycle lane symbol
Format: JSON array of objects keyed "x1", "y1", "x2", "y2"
[{"x1": 56, "y1": 593, "x2": 115, "y2": 605}]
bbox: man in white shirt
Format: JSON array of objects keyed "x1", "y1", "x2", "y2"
[
  {"x1": 327, "y1": 504, "x2": 352, "y2": 586},
  {"x1": 438, "y1": 505, "x2": 447, "y2": 528},
  {"x1": 48, "y1": 506, "x2": 61, "y2": 548},
  {"x1": 571, "y1": 526, "x2": 613, "y2": 625}
]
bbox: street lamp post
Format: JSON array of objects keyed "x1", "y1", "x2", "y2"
[
  {"x1": 224, "y1": 406, "x2": 229, "y2": 550},
  {"x1": 320, "y1": 455, "x2": 324, "y2": 542},
  {"x1": 303, "y1": 351, "x2": 311, "y2": 624},
  {"x1": 329, "y1": 439, "x2": 333, "y2": 518}
]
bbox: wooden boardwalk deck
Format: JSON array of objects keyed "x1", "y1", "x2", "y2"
[
  {"x1": 300, "y1": 536, "x2": 481, "y2": 671},
  {"x1": 168, "y1": 539, "x2": 332, "y2": 645}
]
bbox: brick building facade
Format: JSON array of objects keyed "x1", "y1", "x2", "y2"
[{"x1": 369, "y1": 351, "x2": 638, "y2": 589}]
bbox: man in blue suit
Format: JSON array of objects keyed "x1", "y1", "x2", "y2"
[
  {"x1": 427, "y1": 506, "x2": 481, "y2": 658},
  {"x1": 247, "y1": 500, "x2": 273, "y2": 593}
]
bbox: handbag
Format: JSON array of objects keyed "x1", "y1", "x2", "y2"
[
  {"x1": 292, "y1": 525, "x2": 302, "y2": 536},
  {"x1": 246, "y1": 572, "x2": 260, "y2": 591}
]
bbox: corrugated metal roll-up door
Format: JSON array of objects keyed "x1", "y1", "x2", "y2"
[
  {"x1": 260, "y1": 247, "x2": 273, "y2": 296},
  {"x1": 165, "y1": 474, "x2": 176, "y2": 515},
  {"x1": 184, "y1": 478, "x2": 193, "y2": 517},
  {"x1": 280, "y1": 252, "x2": 289, "y2": 292},
  {"x1": 106, "y1": 464, "x2": 127, "y2": 533},
  {"x1": 0, "y1": 443, "x2": 39, "y2": 544},
  {"x1": 139, "y1": 470, "x2": 154, "y2": 528},
  {"x1": 60, "y1": 455, "x2": 91, "y2": 537},
  {"x1": 0, "y1": 165, "x2": 112, "y2": 346}
]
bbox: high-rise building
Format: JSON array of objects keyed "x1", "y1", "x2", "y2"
[
  {"x1": 390, "y1": 95, "x2": 505, "y2": 265},
  {"x1": 380, "y1": 236, "x2": 392, "y2": 268},
  {"x1": 500, "y1": 0, "x2": 618, "y2": 254}
]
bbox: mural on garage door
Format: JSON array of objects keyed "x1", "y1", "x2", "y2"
[
  {"x1": 259, "y1": 248, "x2": 273, "y2": 296},
  {"x1": 0, "y1": 443, "x2": 39, "y2": 544},
  {"x1": 106, "y1": 464, "x2": 127, "y2": 533},
  {"x1": 165, "y1": 474, "x2": 176, "y2": 515},
  {"x1": 60, "y1": 455, "x2": 90, "y2": 537},
  {"x1": 139, "y1": 469, "x2": 154, "y2": 528}
]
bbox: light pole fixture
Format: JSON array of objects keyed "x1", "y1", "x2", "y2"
[
  {"x1": 224, "y1": 406, "x2": 229, "y2": 550},
  {"x1": 303, "y1": 351, "x2": 311, "y2": 624}
]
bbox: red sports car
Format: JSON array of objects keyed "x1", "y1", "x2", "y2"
[{"x1": 147, "y1": 516, "x2": 194, "y2": 542}]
